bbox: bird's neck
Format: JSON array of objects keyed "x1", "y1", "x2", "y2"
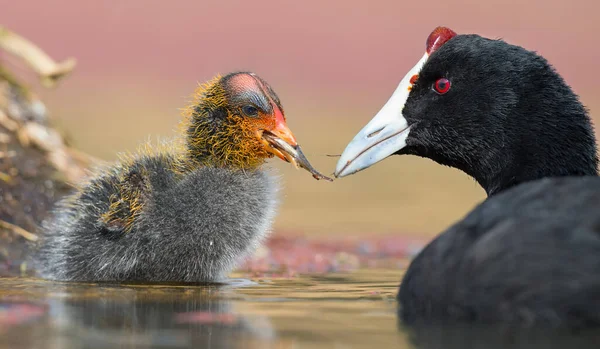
[
  {"x1": 474, "y1": 109, "x2": 598, "y2": 197},
  {"x1": 476, "y1": 153, "x2": 599, "y2": 197},
  {"x1": 182, "y1": 120, "x2": 267, "y2": 171},
  {"x1": 177, "y1": 83, "x2": 267, "y2": 172}
]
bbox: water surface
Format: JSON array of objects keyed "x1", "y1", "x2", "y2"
[
  {"x1": 0, "y1": 269, "x2": 402, "y2": 348},
  {"x1": 1, "y1": 269, "x2": 598, "y2": 349}
]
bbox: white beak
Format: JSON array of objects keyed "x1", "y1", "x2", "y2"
[{"x1": 334, "y1": 53, "x2": 429, "y2": 178}]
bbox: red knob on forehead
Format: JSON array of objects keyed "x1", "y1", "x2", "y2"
[{"x1": 426, "y1": 26, "x2": 457, "y2": 54}]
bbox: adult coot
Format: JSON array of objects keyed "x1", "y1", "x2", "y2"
[
  {"x1": 334, "y1": 27, "x2": 600, "y2": 327},
  {"x1": 35, "y1": 72, "x2": 331, "y2": 283}
]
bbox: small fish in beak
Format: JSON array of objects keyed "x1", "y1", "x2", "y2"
[{"x1": 261, "y1": 131, "x2": 333, "y2": 181}]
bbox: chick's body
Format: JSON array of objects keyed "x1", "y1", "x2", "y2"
[
  {"x1": 33, "y1": 72, "x2": 318, "y2": 282},
  {"x1": 36, "y1": 153, "x2": 277, "y2": 282}
]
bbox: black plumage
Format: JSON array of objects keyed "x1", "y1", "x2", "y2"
[
  {"x1": 334, "y1": 27, "x2": 600, "y2": 327},
  {"x1": 401, "y1": 34, "x2": 597, "y2": 195},
  {"x1": 400, "y1": 177, "x2": 600, "y2": 327}
]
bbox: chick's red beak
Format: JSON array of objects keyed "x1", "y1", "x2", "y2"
[
  {"x1": 259, "y1": 107, "x2": 298, "y2": 164},
  {"x1": 270, "y1": 109, "x2": 297, "y2": 147}
]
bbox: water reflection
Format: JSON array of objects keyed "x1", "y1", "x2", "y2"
[
  {"x1": 0, "y1": 271, "x2": 400, "y2": 349},
  {"x1": 1, "y1": 279, "x2": 275, "y2": 349},
  {"x1": 404, "y1": 323, "x2": 600, "y2": 349},
  {"x1": 3, "y1": 271, "x2": 595, "y2": 349}
]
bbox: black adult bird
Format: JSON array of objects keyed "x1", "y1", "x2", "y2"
[
  {"x1": 334, "y1": 27, "x2": 600, "y2": 327},
  {"x1": 35, "y1": 72, "x2": 331, "y2": 283}
]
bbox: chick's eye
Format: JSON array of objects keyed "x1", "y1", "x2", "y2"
[
  {"x1": 433, "y1": 78, "x2": 451, "y2": 94},
  {"x1": 242, "y1": 105, "x2": 259, "y2": 117}
]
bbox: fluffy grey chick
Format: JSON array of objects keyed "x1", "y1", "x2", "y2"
[{"x1": 34, "y1": 72, "x2": 330, "y2": 283}]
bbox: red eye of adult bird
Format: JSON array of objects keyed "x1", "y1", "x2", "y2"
[{"x1": 434, "y1": 78, "x2": 451, "y2": 94}]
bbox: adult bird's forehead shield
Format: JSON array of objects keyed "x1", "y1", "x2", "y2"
[{"x1": 334, "y1": 27, "x2": 457, "y2": 178}]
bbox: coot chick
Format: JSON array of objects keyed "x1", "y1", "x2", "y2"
[
  {"x1": 335, "y1": 27, "x2": 600, "y2": 327},
  {"x1": 35, "y1": 72, "x2": 331, "y2": 283}
]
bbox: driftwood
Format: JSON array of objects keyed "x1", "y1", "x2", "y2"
[{"x1": 0, "y1": 26, "x2": 95, "y2": 276}]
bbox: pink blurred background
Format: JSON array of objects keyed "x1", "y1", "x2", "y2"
[{"x1": 3, "y1": 0, "x2": 599, "y2": 238}]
